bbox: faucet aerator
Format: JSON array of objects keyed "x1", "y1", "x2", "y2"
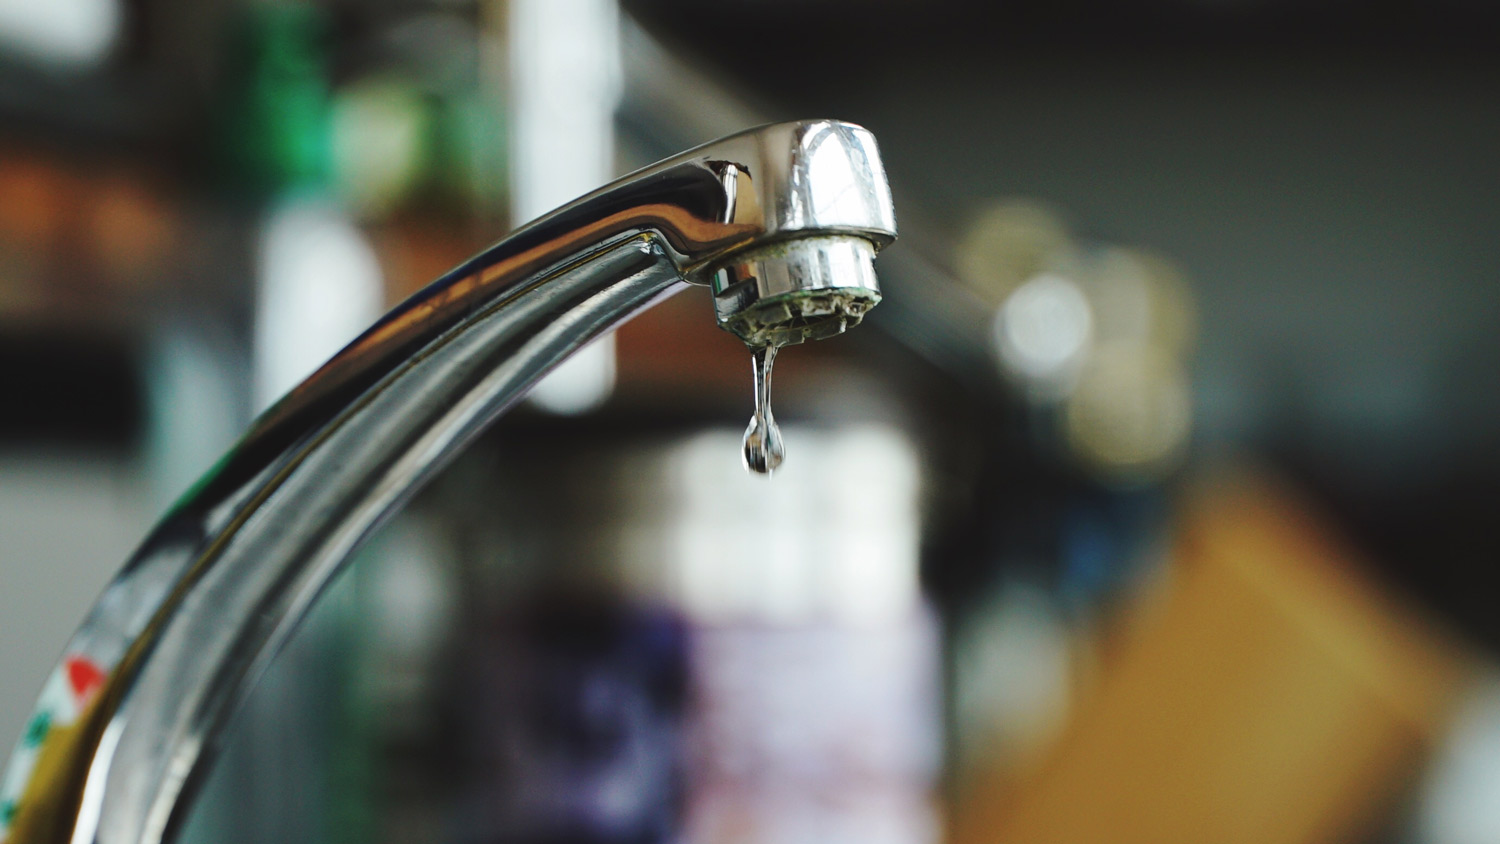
[{"x1": 710, "y1": 235, "x2": 883, "y2": 347}]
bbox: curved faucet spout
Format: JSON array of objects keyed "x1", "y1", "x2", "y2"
[{"x1": 0, "y1": 120, "x2": 895, "y2": 844}]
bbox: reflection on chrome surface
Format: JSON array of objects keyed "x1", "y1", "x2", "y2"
[{"x1": 0, "y1": 120, "x2": 896, "y2": 844}]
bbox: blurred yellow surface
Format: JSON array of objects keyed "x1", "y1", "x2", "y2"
[{"x1": 952, "y1": 470, "x2": 1478, "y2": 844}]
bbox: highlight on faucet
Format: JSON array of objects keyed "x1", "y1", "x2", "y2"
[{"x1": 1, "y1": 1, "x2": 1497, "y2": 843}]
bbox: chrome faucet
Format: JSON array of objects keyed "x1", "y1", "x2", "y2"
[{"x1": 0, "y1": 120, "x2": 895, "y2": 844}]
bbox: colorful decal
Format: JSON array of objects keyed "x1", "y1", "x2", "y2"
[{"x1": 0, "y1": 655, "x2": 108, "y2": 843}]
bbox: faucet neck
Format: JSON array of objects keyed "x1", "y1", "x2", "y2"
[{"x1": 1, "y1": 120, "x2": 896, "y2": 844}]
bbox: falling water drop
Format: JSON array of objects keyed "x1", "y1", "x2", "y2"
[{"x1": 742, "y1": 343, "x2": 785, "y2": 475}]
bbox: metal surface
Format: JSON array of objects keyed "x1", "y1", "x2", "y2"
[
  {"x1": 617, "y1": 20, "x2": 1002, "y2": 394},
  {"x1": 712, "y1": 236, "x2": 882, "y2": 346},
  {"x1": 0, "y1": 119, "x2": 895, "y2": 844}
]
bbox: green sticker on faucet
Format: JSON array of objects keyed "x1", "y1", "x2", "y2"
[{"x1": 22, "y1": 713, "x2": 49, "y2": 749}]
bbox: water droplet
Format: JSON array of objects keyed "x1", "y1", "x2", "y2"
[{"x1": 742, "y1": 343, "x2": 785, "y2": 475}]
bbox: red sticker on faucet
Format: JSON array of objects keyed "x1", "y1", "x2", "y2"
[{"x1": 65, "y1": 656, "x2": 105, "y2": 706}]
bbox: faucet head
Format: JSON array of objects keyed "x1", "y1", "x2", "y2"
[
  {"x1": 710, "y1": 235, "x2": 882, "y2": 347},
  {"x1": 685, "y1": 119, "x2": 895, "y2": 347}
]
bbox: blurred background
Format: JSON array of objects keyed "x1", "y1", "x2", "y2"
[{"x1": 2, "y1": 0, "x2": 1499, "y2": 842}]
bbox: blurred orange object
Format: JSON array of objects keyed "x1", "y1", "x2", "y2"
[
  {"x1": 952, "y1": 469, "x2": 1478, "y2": 844},
  {"x1": 0, "y1": 147, "x2": 178, "y2": 322}
]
